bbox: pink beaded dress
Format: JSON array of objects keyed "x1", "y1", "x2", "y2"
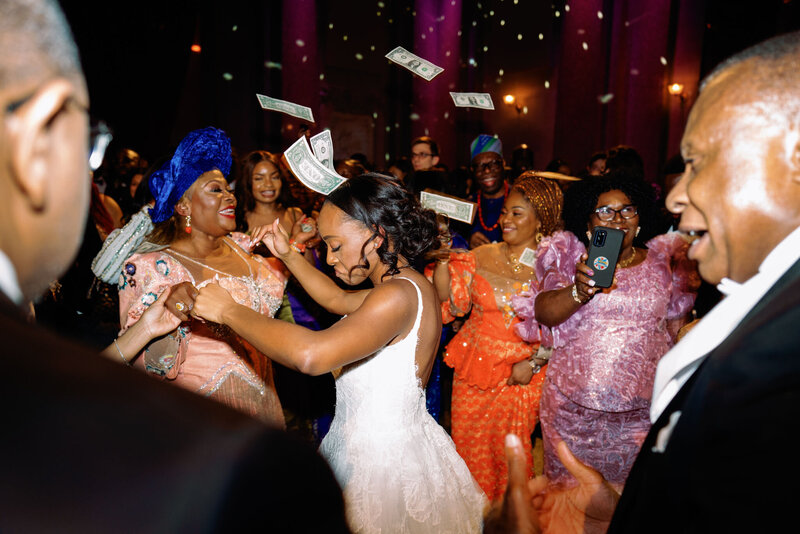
[
  {"x1": 513, "y1": 231, "x2": 698, "y2": 486},
  {"x1": 118, "y1": 233, "x2": 287, "y2": 426}
]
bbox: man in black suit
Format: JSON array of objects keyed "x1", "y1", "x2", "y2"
[
  {"x1": 486, "y1": 31, "x2": 800, "y2": 534},
  {"x1": 0, "y1": 1, "x2": 348, "y2": 531}
]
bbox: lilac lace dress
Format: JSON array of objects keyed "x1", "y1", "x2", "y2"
[{"x1": 513, "y1": 231, "x2": 697, "y2": 486}]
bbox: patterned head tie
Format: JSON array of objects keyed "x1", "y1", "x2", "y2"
[{"x1": 148, "y1": 127, "x2": 232, "y2": 223}]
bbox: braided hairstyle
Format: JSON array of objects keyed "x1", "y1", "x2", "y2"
[
  {"x1": 511, "y1": 172, "x2": 564, "y2": 238},
  {"x1": 563, "y1": 171, "x2": 659, "y2": 248},
  {"x1": 324, "y1": 173, "x2": 442, "y2": 280}
]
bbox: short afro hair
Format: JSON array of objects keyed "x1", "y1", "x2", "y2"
[{"x1": 563, "y1": 172, "x2": 659, "y2": 248}]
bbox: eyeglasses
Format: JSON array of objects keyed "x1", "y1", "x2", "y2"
[
  {"x1": 474, "y1": 159, "x2": 503, "y2": 173},
  {"x1": 594, "y1": 205, "x2": 638, "y2": 221},
  {"x1": 411, "y1": 152, "x2": 433, "y2": 160},
  {"x1": 89, "y1": 120, "x2": 113, "y2": 171},
  {"x1": 5, "y1": 90, "x2": 109, "y2": 172}
]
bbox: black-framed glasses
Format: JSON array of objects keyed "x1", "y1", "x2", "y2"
[
  {"x1": 474, "y1": 159, "x2": 503, "y2": 173},
  {"x1": 411, "y1": 152, "x2": 433, "y2": 160},
  {"x1": 594, "y1": 204, "x2": 638, "y2": 221}
]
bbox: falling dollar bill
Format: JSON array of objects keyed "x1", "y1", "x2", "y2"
[
  {"x1": 256, "y1": 93, "x2": 315, "y2": 123},
  {"x1": 420, "y1": 190, "x2": 476, "y2": 224},
  {"x1": 283, "y1": 136, "x2": 346, "y2": 195},
  {"x1": 309, "y1": 130, "x2": 335, "y2": 171},
  {"x1": 385, "y1": 46, "x2": 443, "y2": 81},
  {"x1": 449, "y1": 92, "x2": 495, "y2": 110},
  {"x1": 518, "y1": 247, "x2": 537, "y2": 268}
]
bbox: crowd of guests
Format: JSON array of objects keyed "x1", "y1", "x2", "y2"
[
  {"x1": 46, "y1": 104, "x2": 707, "y2": 521},
  {"x1": 6, "y1": 1, "x2": 800, "y2": 532}
]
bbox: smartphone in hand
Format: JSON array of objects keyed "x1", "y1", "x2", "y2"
[{"x1": 586, "y1": 227, "x2": 624, "y2": 288}]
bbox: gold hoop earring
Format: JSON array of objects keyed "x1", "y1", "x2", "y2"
[{"x1": 535, "y1": 232, "x2": 544, "y2": 244}]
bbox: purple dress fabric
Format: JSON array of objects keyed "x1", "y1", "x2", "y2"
[{"x1": 512, "y1": 231, "x2": 697, "y2": 486}]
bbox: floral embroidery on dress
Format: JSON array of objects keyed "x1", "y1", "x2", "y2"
[
  {"x1": 141, "y1": 292, "x2": 157, "y2": 306},
  {"x1": 155, "y1": 259, "x2": 169, "y2": 276}
]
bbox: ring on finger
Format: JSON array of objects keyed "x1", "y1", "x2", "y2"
[{"x1": 175, "y1": 302, "x2": 187, "y2": 312}]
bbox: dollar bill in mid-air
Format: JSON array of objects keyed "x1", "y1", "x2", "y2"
[
  {"x1": 385, "y1": 46, "x2": 443, "y2": 81},
  {"x1": 449, "y1": 92, "x2": 495, "y2": 110},
  {"x1": 420, "y1": 190, "x2": 476, "y2": 225},
  {"x1": 283, "y1": 136, "x2": 345, "y2": 195},
  {"x1": 309, "y1": 130, "x2": 335, "y2": 171},
  {"x1": 256, "y1": 94, "x2": 315, "y2": 123}
]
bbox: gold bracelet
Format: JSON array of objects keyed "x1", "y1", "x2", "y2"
[
  {"x1": 113, "y1": 338, "x2": 131, "y2": 366},
  {"x1": 571, "y1": 284, "x2": 583, "y2": 304}
]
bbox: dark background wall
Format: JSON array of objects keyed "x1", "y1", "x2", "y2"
[{"x1": 61, "y1": 0, "x2": 800, "y2": 181}]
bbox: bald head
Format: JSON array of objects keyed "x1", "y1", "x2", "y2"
[
  {"x1": 0, "y1": 0, "x2": 82, "y2": 92},
  {"x1": 700, "y1": 32, "x2": 800, "y2": 130},
  {"x1": 666, "y1": 31, "x2": 800, "y2": 285}
]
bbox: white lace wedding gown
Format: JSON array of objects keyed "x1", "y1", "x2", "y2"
[{"x1": 319, "y1": 277, "x2": 487, "y2": 533}]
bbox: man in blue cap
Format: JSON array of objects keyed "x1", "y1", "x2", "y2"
[{"x1": 468, "y1": 134, "x2": 507, "y2": 248}]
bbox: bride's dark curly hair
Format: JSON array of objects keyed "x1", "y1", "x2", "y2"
[{"x1": 324, "y1": 173, "x2": 442, "y2": 280}]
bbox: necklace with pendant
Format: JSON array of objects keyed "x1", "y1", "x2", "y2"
[{"x1": 506, "y1": 243, "x2": 531, "y2": 276}]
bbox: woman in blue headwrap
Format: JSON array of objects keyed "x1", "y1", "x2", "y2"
[{"x1": 116, "y1": 127, "x2": 288, "y2": 426}]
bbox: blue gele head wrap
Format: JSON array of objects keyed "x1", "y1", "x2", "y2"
[
  {"x1": 148, "y1": 127, "x2": 233, "y2": 223},
  {"x1": 470, "y1": 134, "x2": 503, "y2": 160}
]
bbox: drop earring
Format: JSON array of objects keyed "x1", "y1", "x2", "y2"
[
  {"x1": 185, "y1": 215, "x2": 192, "y2": 234},
  {"x1": 635, "y1": 226, "x2": 640, "y2": 237}
]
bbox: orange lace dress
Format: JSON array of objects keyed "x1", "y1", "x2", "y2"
[{"x1": 431, "y1": 248, "x2": 546, "y2": 501}]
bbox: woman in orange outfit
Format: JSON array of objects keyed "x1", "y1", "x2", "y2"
[{"x1": 429, "y1": 172, "x2": 563, "y2": 501}]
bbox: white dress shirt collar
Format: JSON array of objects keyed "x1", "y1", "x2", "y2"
[
  {"x1": 0, "y1": 249, "x2": 23, "y2": 305},
  {"x1": 650, "y1": 225, "x2": 800, "y2": 422}
]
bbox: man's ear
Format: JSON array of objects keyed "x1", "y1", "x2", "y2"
[
  {"x1": 431, "y1": 155, "x2": 440, "y2": 168},
  {"x1": 6, "y1": 78, "x2": 76, "y2": 210}
]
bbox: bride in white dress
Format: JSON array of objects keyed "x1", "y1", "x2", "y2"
[{"x1": 191, "y1": 173, "x2": 487, "y2": 533}]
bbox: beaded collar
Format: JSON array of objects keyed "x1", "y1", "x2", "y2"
[{"x1": 476, "y1": 182, "x2": 509, "y2": 232}]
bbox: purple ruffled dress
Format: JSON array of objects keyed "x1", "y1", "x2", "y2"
[{"x1": 513, "y1": 231, "x2": 697, "y2": 486}]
